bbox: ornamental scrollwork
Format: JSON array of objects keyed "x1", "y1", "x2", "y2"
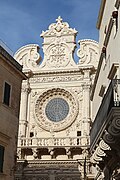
[
  {"x1": 77, "y1": 39, "x2": 99, "y2": 67},
  {"x1": 14, "y1": 44, "x2": 41, "y2": 70}
]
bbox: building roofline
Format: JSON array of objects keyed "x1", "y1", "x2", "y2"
[
  {"x1": 96, "y1": 0, "x2": 106, "y2": 29},
  {"x1": 0, "y1": 46, "x2": 27, "y2": 80}
]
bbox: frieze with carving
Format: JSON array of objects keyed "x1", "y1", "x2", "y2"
[{"x1": 30, "y1": 75, "x2": 83, "y2": 83}]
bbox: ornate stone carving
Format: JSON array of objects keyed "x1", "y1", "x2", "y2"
[
  {"x1": 103, "y1": 132, "x2": 116, "y2": 145},
  {"x1": 95, "y1": 147, "x2": 106, "y2": 157},
  {"x1": 112, "y1": 117, "x2": 120, "y2": 130},
  {"x1": 91, "y1": 139, "x2": 111, "y2": 164},
  {"x1": 77, "y1": 39, "x2": 99, "y2": 68},
  {"x1": 32, "y1": 148, "x2": 38, "y2": 159},
  {"x1": 99, "y1": 139, "x2": 111, "y2": 151},
  {"x1": 17, "y1": 148, "x2": 21, "y2": 159},
  {"x1": 47, "y1": 43, "x2": 69, "y2": 68},
  {"x1": 93, "y1": 152, "x2": 103, "y2": 162},
  {"x1": 14, "y1": 44, "x2": 41, "y2": 71},
  {"x1": 21, "y1": 83, "x2": 31, "y2": 94},
  {"x1": 40, "y1": 17, "x2": 78, "y2": 69},
  {"x1": 41, "y1": 16, "x2": 77, "y2": 37},
  {"x1": 108, "y1": 125, "x2": 120, "y2": 136},
  {"x1": 30, "y1": 75, "x2": 83, "y2": 83},
  {"x1": 65, "y1": 148, "x2": 71, "y2": 156},
  {"x1": 34, "y1": 88, "x2": 78, "y2": 132}
]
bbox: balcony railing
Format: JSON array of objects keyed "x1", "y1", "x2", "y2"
[
  {"x1": 90, "y1": 79, "x2": 120, "y2": 150},
  {"x1": 18, "y1": 136, "x2": 90, "y2": 148}
]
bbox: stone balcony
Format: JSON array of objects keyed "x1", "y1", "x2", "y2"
[
  {"x1": 90, "y1": 79, "x2": 120, "y2": 151},
  {"x1": 17, "y1": 136, "x2": 90, "y2": 160},
  {"x1": 18, "y1": 136, "x2": 90, "y2": 148},
  {"x1": 90, "y1": 79, "x2": 120, "y2": 177}
]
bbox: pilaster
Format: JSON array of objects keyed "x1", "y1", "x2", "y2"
[{"x1": 19, "y1": 80, "x2": 30, "y2": 137}]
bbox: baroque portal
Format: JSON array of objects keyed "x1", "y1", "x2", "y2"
[{"x1": 14, "y1": 17, "x2": 99, "y2": 180}]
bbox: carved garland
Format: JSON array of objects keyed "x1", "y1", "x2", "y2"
[{"x1": 34, "y1": 88, "x2": 78, "y2": 132}]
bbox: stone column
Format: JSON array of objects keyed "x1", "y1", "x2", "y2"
[
  {"x1": 81, "y1": 69, "x2": 91, "y2": 145},
  {"x1": 19, "y1": 80, "x2": 30, "y2": 137}
]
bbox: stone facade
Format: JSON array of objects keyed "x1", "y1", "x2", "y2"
[
  {"x1": 0, "y1": 45, "x2": 26, "y2": 180},
  {"x1": 14, "y1": 17, "x2": 99, "y2": 180},
  {"x1": 90, "y1": 0, "x2": 120, "y2": 179}
]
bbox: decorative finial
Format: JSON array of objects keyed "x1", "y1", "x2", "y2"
[{"x1": 56, "y1": 16, "x2": 63, "y2": 23}]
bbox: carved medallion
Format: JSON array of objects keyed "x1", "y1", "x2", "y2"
[{"x1": 48, "y1": 44, "x2": 69, "y2": 68}]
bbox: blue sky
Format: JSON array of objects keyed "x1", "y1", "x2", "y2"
[{"x1": 0, "y1": 0, "x2": 101, "y2": 56}]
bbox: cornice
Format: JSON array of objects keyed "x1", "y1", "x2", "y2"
[
  {"x1": 32, "y1": 68, "x2": 83, "y2": 76},
  {"x1": 0, "y1": 46, "x2": 22, "y2": 71},
  {"x1": 0, "y1": 46, "x2": 27, "y2": 79},
  {"x1": 96, "y1": 0, "x2": 106, "y2": 29},
  {"x1": 78, "y1": 39, "x2": 98, "y2": 45},
  {"x1": 23, "y1": 159, "x2": 84, "y2": 166}
]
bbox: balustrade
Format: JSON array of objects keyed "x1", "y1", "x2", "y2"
[{"x1": 18, "y1": 136, "x2": 90, "y2": 148}]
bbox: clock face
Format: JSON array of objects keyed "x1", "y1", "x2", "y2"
[
  {"x1": 45, "y1": 98, "x2": 69, "y2": 122},
  {"x1": 34, "y1": 88, "x2": 78, "y2": 132}
]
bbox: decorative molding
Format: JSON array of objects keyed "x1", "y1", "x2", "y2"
[
  {"x1": 108, "y1": 125, "x2": 120, "y2": 136},
  {"x1": 93, "y1": 153, "x2": 103, "y2": 162},
  {"x1": 30, "y1": 74, "x2": 83, "y2": 83},
  {"x1": 103, "y1": 132, "x2": 116, "y2": 145},
  {"x1": 95, "y1": 146, "x2": 106, "y2": 157},
  {"x1": 112, "y1": 116, "x2": 120, "y2": 130},
  {"x1": 99, "y1": 139, "x2": 111, "y2": 151}
]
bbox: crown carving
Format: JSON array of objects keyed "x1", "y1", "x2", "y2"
[{"x1": 41, "y1": 16, "x2": 77, "y2": 37}]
